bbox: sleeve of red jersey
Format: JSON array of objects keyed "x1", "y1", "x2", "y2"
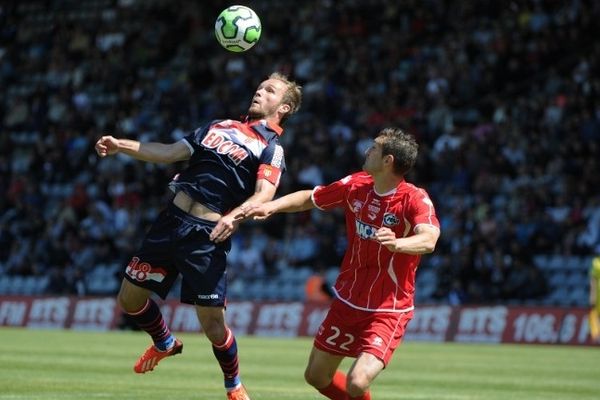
[
  {"x1": 408, "y1": 188, "x2": 440, "y2": 231},
  {"x1": 311, "y1": 174, "x2": 354, "y2": 210}
]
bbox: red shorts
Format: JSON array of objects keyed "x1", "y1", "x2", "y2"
[{"x1": 314, "y1": 299, "x2": 414, "y2": 366}]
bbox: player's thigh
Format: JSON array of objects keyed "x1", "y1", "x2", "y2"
[
  {"x1": 176, "y1": 217, "x2": 230, "y2": 306},
  {"x1": 122, "y1": 209, "x2": 181, "y2": 300},
  {"x1": 305, "y1": 346, "x2": 345, "y2": 388},
  {"x1": 347, "y1": 352, "x2": 385, "y2": 390},
  {"x1": 314, "y1": 300, "x2": 361, "y2": 358}
]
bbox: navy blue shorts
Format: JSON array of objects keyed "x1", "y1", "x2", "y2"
[{"x1": 124, "y1": 204, "x2": 231, "y2": 306}]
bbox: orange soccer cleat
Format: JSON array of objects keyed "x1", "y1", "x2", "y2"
[
  {"x1": 133, "y1": 339, "x2": 183, "y2": 373},
  {"x1": 226, "y1": 384, "x2": 251, "y2": 400}
]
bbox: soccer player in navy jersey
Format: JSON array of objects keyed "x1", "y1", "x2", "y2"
[
  {"x1": 94, "y1": 72, "x2": 302, "y2": 400},
  {"x1": 239, "y1": 128, "x2": 440, "y2": 400}
]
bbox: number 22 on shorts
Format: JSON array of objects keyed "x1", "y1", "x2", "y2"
[{"x1": 325, "y1": 326, "x2": 355, "y2": 351}]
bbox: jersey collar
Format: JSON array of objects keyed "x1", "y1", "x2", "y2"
[
  {"x1": 373, "y1": 179, "x2": 407, "y2": 197},
  {"x1": 243, "y1": 116, "x2": 284, "y2": 136}
]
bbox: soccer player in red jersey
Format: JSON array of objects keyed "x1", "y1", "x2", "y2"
[
  {"x1": 239, "y1": 128, "x2": 440, "y2": 400},
  {"x1": 95, "y1": 73, "x2": 302, "y2": 400}
]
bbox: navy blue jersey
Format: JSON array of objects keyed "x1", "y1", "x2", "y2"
[{"x1": 169, "y1": 119, "x2": 286, "y2": 214}]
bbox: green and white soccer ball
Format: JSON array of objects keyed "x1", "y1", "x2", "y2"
[{"x1": 215, "y1": 5, "x2": 262, "y2": 52}]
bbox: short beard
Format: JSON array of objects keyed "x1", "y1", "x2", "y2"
[{"x1": 247, "y1": 110, "x2": 263, "y2": 120}]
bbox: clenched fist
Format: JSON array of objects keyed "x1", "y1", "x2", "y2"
[{"x1": 95, "y1": 135, "x2": 120, "y2": 157}]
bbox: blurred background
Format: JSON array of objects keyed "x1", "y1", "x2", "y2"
[{"x1": 0, "y1": 0, "x2": 599, "y2": 308}]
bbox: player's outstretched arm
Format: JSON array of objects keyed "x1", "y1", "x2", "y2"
[
  {"x1": 95, "y1": 135, "x2": 191, "y2": 163},
  {"x1": 210, "y1": 178, "x2": 279, "y2": 243},
  {"x1": 239, "y1": 189, "x2": 314, "y2": 220}
]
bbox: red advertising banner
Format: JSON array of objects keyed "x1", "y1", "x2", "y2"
[
  {"x1": 0, "y1": 296, "x2": 120, "y2": 330},
  {"x1": 502, "y1": 307, "x2": 592, "y2": 345},
  {"x1": 0, "y1": 296, "x2": 598, "y2": 346}
]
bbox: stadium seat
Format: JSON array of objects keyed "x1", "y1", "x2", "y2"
[
  {"x1": 547, "y1": 256, "x2": 564, "y2": 271},
  {"x1": 228, "y1": 279, "x2": 245, "y2": 300},
  {"x1": 545, "y1": 287, "x2": 568, "y2": 306},
  {"x1": 533, "y1": 254, "x2": 550, "y2": 269},
  {"x1": 35, "y1": 276, "x2": 49, "y2": 294},
  {"x1": 22, "y1": 277, "x2": 37, "y2": 295},
  {"x1": 277, "y1": 282, "x2": 295, "y2": 301},
  {"x1": 9, "y1": 276, "x2": 26, "y2": 295},
  {"x1": 0, "y1": 276, "x2": 10, "y2": 295},
  {"x1": 248, "y1": 281, "x2": 267, "y2": 301},
  {"x1": 567, "y1": 287, "x2": 587, "y2": 306},
  {"x1": 565, "y1": 256, "x2": 583, "y2": 271},
  {"x1": 548, "y1": 271, "x2": 567, "y2": 288}
]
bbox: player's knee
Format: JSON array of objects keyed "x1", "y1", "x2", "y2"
[
  {"x1": 346, "y1": 372, "x2": 370, "y2": 397},
  {"x1": 202, "y1": 320, "x2": 227, "y2": 343},
  {"x1": 117, "y1": 291, "x2": 138, "y2": 313}
]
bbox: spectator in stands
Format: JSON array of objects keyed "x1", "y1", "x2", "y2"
[{"x1": 304, "y1": 263, "x2": 334, "y2": 303}]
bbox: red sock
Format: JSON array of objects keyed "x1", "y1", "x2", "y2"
[
  {"x1": 318, "y1": 371, "x2": 348, "y2": 400},
  {"x1": 349, "y1": 391, "x2": 371, "y2": 400}
]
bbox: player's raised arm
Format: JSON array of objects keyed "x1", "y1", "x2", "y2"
[{"x1": 95, "y1": 135, "x2": 191, "y2": 163}]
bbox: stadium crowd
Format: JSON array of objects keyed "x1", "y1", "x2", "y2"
[{"x1": 1, "y1": 0, "x2": 599, "y2": 305}]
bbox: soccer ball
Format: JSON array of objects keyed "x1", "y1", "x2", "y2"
[{"x1": 215, "y1": 5, "x2": 262, "y2": 52}]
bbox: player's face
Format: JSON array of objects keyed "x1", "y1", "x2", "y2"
[
  {"x1": 248, "y1": 78, "x2": 289, "y2": 120},
  {"x1": 363, "y1": 138, "x2": 385, "y2": 174}
]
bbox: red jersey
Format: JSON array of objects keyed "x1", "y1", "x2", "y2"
[{"x1": 311, "y1": 172, "x2": 439, "y2": 313}]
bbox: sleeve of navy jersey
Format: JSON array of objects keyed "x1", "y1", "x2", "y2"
[{"x1": 257, "y1": 140, "x2": 286, "y2": 187}]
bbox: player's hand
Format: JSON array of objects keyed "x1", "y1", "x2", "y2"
[
  {"x1": 210, "y1": 214, "x2": 240, "y2": 242},
  {"x1": 95, "y1": 135, "x2": 120, "y2": 157},
  {"x1": 238, "y1": 202, "x2": 273, "y2": 221},
  {"x1": 375, "y1": 227, "x2": 399, "y2": 251}
]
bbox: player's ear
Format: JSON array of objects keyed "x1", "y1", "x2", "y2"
[
  {"x1": 278, "y1": 103, "x2": 291, "y2": 115},
  {"x1": 383, "y1": 154, "x2": 394, "y2": 166}
]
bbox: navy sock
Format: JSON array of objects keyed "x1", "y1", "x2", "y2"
[
  {"x1": 212, "y1": 328, "x2": 240, "y2": 389},
  {"x1": 126, "y1": 299, "x2": 174, "y2": 350}
]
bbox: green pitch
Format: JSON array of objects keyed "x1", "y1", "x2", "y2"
[{"x1": 0, "y1": 327, "x2": 598, "y2": 399}]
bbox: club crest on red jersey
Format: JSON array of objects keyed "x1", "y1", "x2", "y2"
[{"x1": 383, "y1": 213, "x2": 400, "y2": 226}]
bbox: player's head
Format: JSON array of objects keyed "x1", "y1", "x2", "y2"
[
  {"x1": 363, "y1": 128, "x2": 418, "y2": 177},
  {"x1": 248, "y1": 72, "x2": 302, "y2": 125}
]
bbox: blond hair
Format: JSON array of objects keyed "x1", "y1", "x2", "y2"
[{"x1": 269, "y1": 72, "x2": 302, "y2": 124}]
